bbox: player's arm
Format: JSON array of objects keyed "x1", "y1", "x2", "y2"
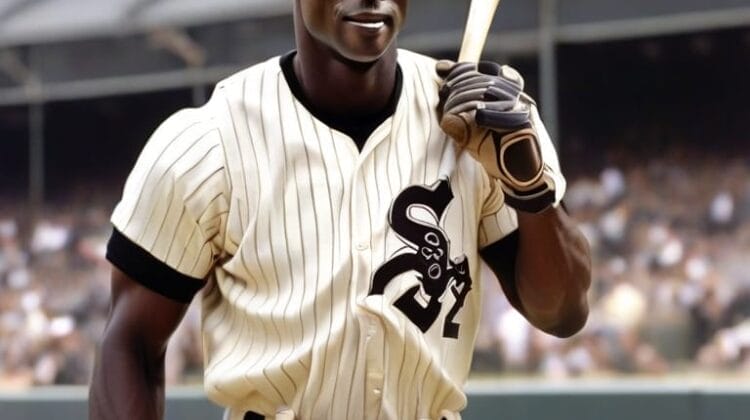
[
  {"x1": 88, "y1": 101, "x2": 226, "y2": 418},
  {"x1": 480, "y1": 207, "x2": 591, "y2": 338},
  {"x1": 89, "y1": 266, "x2": 192, "y2": 420},
  {"x1": 438, "y1": 60, "x2": 591, "y2": 337}
]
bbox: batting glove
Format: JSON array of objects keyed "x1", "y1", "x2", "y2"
[{"x1": 437, "y1": 60, "x2": 557, "y2": 213}]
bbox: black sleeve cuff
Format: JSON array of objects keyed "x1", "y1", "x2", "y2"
[
  {"x1": 480, "y1": 229, "x2": 520, "y2": 287},
  {"x1": 106, "y1": 228, "x2": 206, "y2": 303}
]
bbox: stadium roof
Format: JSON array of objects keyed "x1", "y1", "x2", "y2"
[
  {"x1": 0, "y1": 0, "x2": 292, "y2": 47},
  {"x1": 0, "y1": 0, "x2": 749, "y2": 106},
  {"x1": 1, "y1": 0, "x2": 749, "y2": 48}
]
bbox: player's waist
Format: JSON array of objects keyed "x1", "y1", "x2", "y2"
[{"x1": 224, "y1": 407, "x2": 464, "y2": 420}]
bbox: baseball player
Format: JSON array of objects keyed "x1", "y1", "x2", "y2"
[{"x1": 90, "y1": 1, "x2": 591, "y2": 419}]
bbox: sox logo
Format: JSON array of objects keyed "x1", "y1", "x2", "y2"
[{"x1": 369, "y1": 178, "x2": 472, "y2": 339}]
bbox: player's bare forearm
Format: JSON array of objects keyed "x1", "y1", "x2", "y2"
[
  {"x1": 89, "y1": 267, "x2": 190, "y2": 420},
  {"x1": 513, "y1": 206, "x2": 591, "y2": 337},
  {"x1": 481, "y1": 206, "x2": 590, "y2": 338},
  {"x1": 89, "y1": 329, "x2": 166, "y2": 420}
]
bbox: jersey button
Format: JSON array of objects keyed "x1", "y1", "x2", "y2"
[{"x1": 356, "y1": 242, "x2": 369, "y2": 251}]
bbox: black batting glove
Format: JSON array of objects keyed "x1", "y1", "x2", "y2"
[{"x1": 437, "y1": 60, "x2": 558, "y2": 214}]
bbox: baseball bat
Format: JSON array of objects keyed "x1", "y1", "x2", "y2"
[
  {"x1": 440, "y1": 0, "x2": 502, "y2": 143},
  {"x1": 457, "y1": 0, "x2": 501, "y2": 63}
]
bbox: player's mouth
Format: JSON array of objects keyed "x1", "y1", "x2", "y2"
[{"x1": 343, "y1": 13, "x2": 391, "y2": 31}]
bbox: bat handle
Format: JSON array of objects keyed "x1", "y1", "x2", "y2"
[{"x1": 457, "y1": 0, "x2": 501, "y2": 63}]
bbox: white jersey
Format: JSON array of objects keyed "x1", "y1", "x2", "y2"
[{"x1": 111, "y1": 49, "x2": 565, "y2": 420}]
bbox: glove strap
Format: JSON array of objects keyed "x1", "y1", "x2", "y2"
[
  {"x1": 494, "y1": 128, "x2": 545, "y2": 190},
  {"x1": 493, "y1": 128, "x2": 557, "y2": 213},
  {"x1": 502, "y1": 181, "x2": 557, "y2": 213}
]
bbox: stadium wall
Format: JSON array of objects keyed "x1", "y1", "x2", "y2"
[{"x1": 2, "y1": 381, "x2": 750, "y2": 420}]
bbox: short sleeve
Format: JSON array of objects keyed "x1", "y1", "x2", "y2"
[
  {"x1": 478, "y1": 103, "x2": 567, "y2": 249},
  {"x1": 108, "y1": 103, "x2": 229, "y2": 296}
]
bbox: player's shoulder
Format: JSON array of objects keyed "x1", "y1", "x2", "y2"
[
  {"x1": 200, "y1": 54, "x2": 283, "y2": 130},
  {"x1": 129, "y1": 100, "x2": 228, "y2": 203},
  {"x1": 156, "y1": 55, "x2": 279, "y2": 141},
  {"x1": 212, "y1": 55, "x2": 281, "y2": 99},
  {"x1": 397, "y1": 48, "x2": 437, "y2": 66},
  {"x1": 150, "y1": 103, "x2": 218, "y2": 147},
  {"x1": 143, "y1": 79, "x2": 235, "y2": 162},
  {"x1": 397, "y1": 48, "x2": 441, "y2": 85}
]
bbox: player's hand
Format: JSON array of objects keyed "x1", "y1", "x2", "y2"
[{"x1": 437, "y1": 60, "x2": 556, "y2": 213}]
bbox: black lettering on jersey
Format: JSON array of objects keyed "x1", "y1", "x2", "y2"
[{"x1": 369, "y1": 178, "x2": 472, "y2": 339}]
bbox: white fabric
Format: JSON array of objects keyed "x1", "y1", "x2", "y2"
[{"x1": 112, "y1": 49, "x2": 566, "y2": 420}]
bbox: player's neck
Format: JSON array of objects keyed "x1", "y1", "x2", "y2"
[{"x1": 293, "y1": 42, "x2": 398, "y2": 119}]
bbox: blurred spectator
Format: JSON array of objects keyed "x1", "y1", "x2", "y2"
[{"x1": 473, "y1": 151, "x2": 750, "y2": 380}]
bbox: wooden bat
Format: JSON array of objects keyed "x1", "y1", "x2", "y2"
[
  {"x1": 440, "y1": 0, "x2": 502, "y2": 142},
  {"x1": 458, "y1": 0, "x2": 502, "y2": 63}
]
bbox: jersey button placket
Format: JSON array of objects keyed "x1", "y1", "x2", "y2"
[
  {"x1": 350, "y1": 157, "x2": 384, "y2": 418},
  {"x1": 364, "y1": 315, "x2": 385, "y2": 417}
]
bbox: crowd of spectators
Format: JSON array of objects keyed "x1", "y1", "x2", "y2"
[
  {"x1": 0, "y1": 194, "x2": 113, "y2": 387},
  {"x1": 1, "y1": 152, "x2": 750, "y2": 388},
  {"x1": 475, "y1": 151, "x2": 750, "y2": 378}
]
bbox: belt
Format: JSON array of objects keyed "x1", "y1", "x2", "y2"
[
  {"x1": 241, "y1": 409, "x2": 295, "y2": 420},
  {"x1": 240, "y1": 408, "x2": 459, "y2": 419}
]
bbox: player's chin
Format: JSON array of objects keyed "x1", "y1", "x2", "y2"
[{"x1": 335, "y1": 28, "x2": 398, "y2": 63}]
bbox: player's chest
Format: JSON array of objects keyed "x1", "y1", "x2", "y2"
[
  {"x1": 222, "y1": 119, "x2": 487, "y2": 263},
  {"x1": 238, "y1": 119, "x2": 483, "y2": 227},
  {"x1": 221, "y1": 127, "x2": 487, "y2": 342}
]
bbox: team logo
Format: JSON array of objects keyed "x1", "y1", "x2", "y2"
[{"x1": 369, "y1": 178, "x2": 472, "y2": 339}]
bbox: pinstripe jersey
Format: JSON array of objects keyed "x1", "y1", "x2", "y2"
[{"x1": 110, "y1": 49, "x2": 566, "y2": 420}]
